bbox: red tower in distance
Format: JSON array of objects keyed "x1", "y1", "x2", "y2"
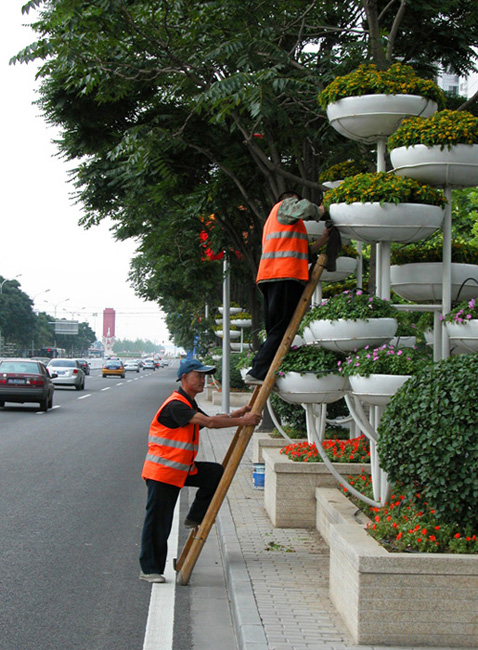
[{"x1": 102, "y1": 308, "x2": 116, "y2": 355}]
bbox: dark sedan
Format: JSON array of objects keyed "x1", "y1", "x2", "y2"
[{"x1": 0, "y1": 359, "x2": 55, "y2": 411}]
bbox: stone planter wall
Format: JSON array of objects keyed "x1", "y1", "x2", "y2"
[
  {"x1": 263, "y1": 448, "x2": 370, "y2": 528},
  {"x1": 252, "y1": 431, "x2": 307, "y2": 464},
  {"x1": 316, "y1": 488, "x2": 478, "y2": 647}
]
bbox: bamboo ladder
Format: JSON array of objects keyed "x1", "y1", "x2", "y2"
[{"x1": 175, "y1": 253, "x2": 328, "y2": 585}]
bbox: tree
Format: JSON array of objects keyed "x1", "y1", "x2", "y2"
[
  {"x1": 13, "y1": 0, "x2": 478, "y2": 345},
  {"x1": 0, "y1": 277, "x2": 37, "y2": 347}
]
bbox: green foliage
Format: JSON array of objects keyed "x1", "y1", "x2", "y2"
[
  {"x1": 301, "y1": 290, "x2": 398, "y2": 327},
  {"x1": 278, "y1": 345, "x2": 343, "y2": 377},
  {"x1": 324, "y1": 172, "x2": 447, "y2": 208},
  {"x1": 391, "y1": 233, "x2": 478, "y2": 265},
  {"x1": 388, "y1": 110, "x2": 478, "y2": 150},
  {"x1": 318, "y1": 159, "x2": 370, "y2": 183},
  {"x1": 318, "y1": 63, "x2": 446, "y2": 109},
  {"x1": 269, "y1": 393, "x2": 306, "y2": 432},
  {"x1": 378, "y1": 354, "x2": 478, "y2": 528},
  {"x1": 338, "y1": 344, "x2": 432, "y2": 377}
]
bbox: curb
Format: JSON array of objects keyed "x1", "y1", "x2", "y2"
[{"x1": 201, "y1": 432, "x2": 268, "y2": 650}]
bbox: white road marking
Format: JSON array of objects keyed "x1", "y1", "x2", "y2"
[
  {"x1": 101, "y1": 387, "x2": 111, "y2": 392},
  {"x1": 142, "y1": 502, "x2": 179, "y2": 650},
  {"x1": 78, "y1": 394, "x2": 91, "y2": 400}
]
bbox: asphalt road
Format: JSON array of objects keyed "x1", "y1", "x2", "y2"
[{"x1": 0, "y1": 364, "x2": 178, "y2": 650}]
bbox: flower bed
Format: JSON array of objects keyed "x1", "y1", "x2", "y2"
[
  {"x1": 315, "y1": 487, "x2": 478, "y2": 647},
  {"x1": 318, "y1": 63, "x2": 445, "y2": 109},
  {"x1": 281, "y1": 435, "x2": 370, "y2": 464},
  {"x1": 263, "y1": 446, "x2": 370, "y2": 528}
]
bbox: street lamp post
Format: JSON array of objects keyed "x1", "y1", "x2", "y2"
[
  {"x1": 0, "y1": 274, "x2": 22, "y2": 356},
  {"x1": 44, "y1": 298, "x2": 70, "y2": 347}
]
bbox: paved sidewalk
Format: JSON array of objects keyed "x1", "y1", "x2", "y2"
[{"x1": 196, "y1": 394, "x2": 452, "y2": 650}]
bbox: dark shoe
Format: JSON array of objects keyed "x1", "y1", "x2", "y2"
[
  {"x1": 184, "y1": 518, "x2": 200, "y2": 529},
  {"x1": 244, "y1": 372, "x2": 264, "y2": 386},
  {"x1": 139, "y1": 571, "x2": 166, "y2": 583}
]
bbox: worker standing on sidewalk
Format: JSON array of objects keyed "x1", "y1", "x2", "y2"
[
  {"x1": 244, "y1": 191, "x2": 335, "y2": 385},
  {"x1": 139, "y1": 358, "x2": 261, "y2": 583}
]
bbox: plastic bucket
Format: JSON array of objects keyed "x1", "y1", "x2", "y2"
[{"x1": 252, "y1": 463, "x2": 265, "y2": 490}]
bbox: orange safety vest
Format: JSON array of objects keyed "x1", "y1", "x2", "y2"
[
  {"x1": 256, "y1": 201, "x2": 309, "y2": 283},
  {"x1": 141, "y1": 391, "x2": 199, "y2": 487}
]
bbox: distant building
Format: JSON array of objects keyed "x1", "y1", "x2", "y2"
[{"x1": 102, "y1": 308, "x2": 116, "y2": 355}]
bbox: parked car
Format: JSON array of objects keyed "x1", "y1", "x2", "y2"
[
  {"x1": 0, "y1": 358, "x2": 55, "y2": 411},
  {"x1": 47, "y1": 359, "x2": 85, "y2": 390},
  {"x1": 124, "y1": 360, "x2": 141, "y2": 373},
  {"x1": 102, "y1": 359, "x2": 125, "y2": 378},
  {"x1": 142, "y1": 359, "x2": 156, "y2": 370},
  {"x1": 75, "y1": 358, "x2": 90, "y2": 375}
]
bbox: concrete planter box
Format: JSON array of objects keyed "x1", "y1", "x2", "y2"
[
  {"x1": 263, "y1": 448, "x2": 369, "y2": 528},
  {"x1": 252, "y1": 431, "x2": 307, "y2": 464},
  {"x1": 316, "y1": 488, "x2": 478, "y2": 647}
]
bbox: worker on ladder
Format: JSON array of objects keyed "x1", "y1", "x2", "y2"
[
  {"x1": 139, "y1": 359, "x2": 261, "y2": 584},
  {"x1": 244, "y1": 191, "x2": 333, "y2": 385}
]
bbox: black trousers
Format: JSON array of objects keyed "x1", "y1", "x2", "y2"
[
  {"x1": 139, "y1": 461, "x2": 224, "y2": 575},
  {"x1": 249, "y1": 280, "x2": 304, "y2": 380}
]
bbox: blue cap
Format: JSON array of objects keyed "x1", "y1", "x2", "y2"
[{"x1": 177, "y1": 359, "x2": 216, "y2": 381}]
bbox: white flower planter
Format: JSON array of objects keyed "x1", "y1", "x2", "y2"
[
  {"x1": 348, "y1": 373, "x2": 411, "y2": 406},
  {"x1": 218, "y1": 307, "x2": 242, "y2": 315},
  {"x1": 326, "y1": 94, "x2": 437, "y2": 143},
  {"x1": 390, "y1": 263, "x2": 478, "y2": 302},
  {"x1": 302, "y1": 326, "x2": 315, "y2": 344},
  {"x1": 231, "y1": 318, "x2": 252, "y2": 328},
  {"x1": 308, "y1": 318, "x2": 398, "y2": 352},
  {"x1": 231, "y1": 342, "x2": 252, "y2": 351},
  {"x1": 275, "y1": 371, "x2": 348, "y2": 404},
  {"x1": 389, "y1": 335, "x2": 417, "y2": 348},
  {"x1": 391, "y1": 143, "x2": 478, "y2": 188},
  {"x1": 321, "y1": 256, "x2": 357, "y2": 283},
  {"x1": 215, "y1": 330, "x2": 241, "y2": 339},
  {"x1": 322, "y1": 180, "x2": 343, "y2": 189},
  {"x1": 445, "y1": 320, "x2": 478, "y2": 353},
  {"x1": 304, "y1": 218, "x2": 351, "y2": 244},
  {"x1": 329, "y1": 202, "x2": 444, "y2": 243}
]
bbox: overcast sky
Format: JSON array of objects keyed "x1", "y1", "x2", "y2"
[{"x1": 1, "y1": 3, "x2": 171, "y2": 346}]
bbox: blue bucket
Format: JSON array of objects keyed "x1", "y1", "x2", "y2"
[{"x1": 252, "y1": 463, "x2": 265, "y2": 489}]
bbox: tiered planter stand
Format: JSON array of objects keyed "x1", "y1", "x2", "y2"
[{"x1": 390, "y1": 141, "x2": 478, "y2": 356}]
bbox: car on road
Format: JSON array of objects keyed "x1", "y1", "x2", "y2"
[
  {"x1": 0, "y1": 358, "x2": 55, "y2": 411},
  {"x1": 47, "y1": 358, "x2": 86, "y2": 390},
  {"x1": 162, "y1": 359, "x2": 169, "y2": 366},
  {"x1": 142, "y1": 359, "x2": 156, "y2": 370},
  {"x1": 124, "y1": 360, "x2": 141, "y2": 373},
  {"x1": 75, "y1": 358, "x2": 90, "y2": 375},
  {"x1": 102, "y1": 359, "x2": 125, "y2": 378}
]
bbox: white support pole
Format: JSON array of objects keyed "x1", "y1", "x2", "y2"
[
  {"x1": 380, "y1": 241, "x2": 391, "y2": 300},
  {"x1": 441, "y1": 186, "x2": 453, "y2": 359},
  {"x1": 221, "y1": 254, "x2": 230, "y2": 413}
]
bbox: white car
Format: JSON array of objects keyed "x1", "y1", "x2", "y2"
[
  {"x1": 124, "y1": 360, "x2": 141, "y2": 373},
  {"x1": 47, "y1": 359, "x2": 85, "y2": 390},
  {"x1": 142, "y1": 359, "x2": 156, "y2": 370}
]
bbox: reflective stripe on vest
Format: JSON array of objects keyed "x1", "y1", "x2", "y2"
[
  {"x1": 141, "y1": 391, "x2": 199, "y2": 487},
  {"x1": 256, "y1": 202, "x2": 309, "y2": 283}
]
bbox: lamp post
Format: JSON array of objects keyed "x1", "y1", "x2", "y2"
[
  {"x1": 45, "y1": 297, "x2": 70, "y2": 319},
  {"x1": 0, "y1": 274, "x2": 22, "y2": 356},
  {"x1": 44, "y1": 298, "x2": 70, "y2": 348}
]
